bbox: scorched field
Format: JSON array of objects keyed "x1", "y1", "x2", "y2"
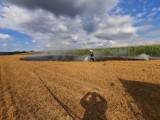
[{"x1": 0, "y1": 55, "x2": 160, "y2": 120}]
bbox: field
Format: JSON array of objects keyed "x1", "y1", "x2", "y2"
[{"x1": 0, "y1": 55, "x2": 160, "y2": 120}]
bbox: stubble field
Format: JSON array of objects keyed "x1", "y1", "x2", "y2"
[{"x1": 0, "y1": 55, "x2": 160, "y2": 120}]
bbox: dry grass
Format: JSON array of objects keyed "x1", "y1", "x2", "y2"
[{"x1": 0, "y1": 55, "x2": 160, "y2": 120}]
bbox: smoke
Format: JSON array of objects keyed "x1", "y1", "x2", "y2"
[
  {"x1": 83, "y1": 56, "x2": 89, "y2": 61},
  {"x1": 41, "y1": 50, "x2": 67, "y2": 55},
  {"x1": 137, "y1": 53, "x2": 150, "y2": 60}
]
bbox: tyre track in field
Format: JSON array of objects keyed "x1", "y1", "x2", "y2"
[
  {"x1": 110, "y1": 62, "x2": 160, "y2": 69},
  {"x1": 7, "y1": 61, "x2": 77, "y2": 120},
  {"x1": 24, "y1": 62, "x2": 108, "y2": 92},
  {"x1": 2, "y1": 63, "x2": 21, "y2": 120},
  {"x1": 0, "y1": 65, "x2": 9, "y2": 120},
  {"x1": 0, "y1": 64, "x2": 19, "y2": 120},
  {"x1": 6, "y1": 66, "x2": 38, "y2": 120},
  {"x1": 24, "y1": 62, "x2": 141, "y2": 119},
  {"x1": 1, "y1": 63, "x2": 25, "y2": 120},
  {"x1": 6, "y1": 61, "x2": 51, "y2": 120},
  {"x1": 3, "y1": 55, "x2": 160, "y2": 119},
  {"x1": 1, "y1": 61, "x2": 39, "y2": 120},
  {"x1": 34, "y1": 67, "x2": 81, "y2": 120},
  {"x1": 23, "y1": 63, "x2": 110, "y2": 119},
  {"x1": 24, "y1": 63, "x2": 100, "y2": 119}
]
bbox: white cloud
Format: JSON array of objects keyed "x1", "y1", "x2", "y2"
[
  {"x1": 137, "y1": 25, "x2": 152, "y2": 32},
  {"x1": 2, "y1": 43, "x2": 7, "y2": 46},
  {"x1": 136, "y1": 12, "x2": 146, "y2": 18},
  {"x1": 132, "y1": 9, "x2": 136, "y2": 12},
  {"x1": 109, "y1": 38, "x2": 160, "y2": 47},
  {"x1": 146, "y1": 30, "x2": 160, "y2": 37},
  {"x1": 32, "y1": 40, "x2": 36, "y2": 43},
  {"x1": 0, "y1": 33, "x2": 11, "y2": 40},
  {"x1": 0, "y1": 1, "x2": 140, "y2": 50},
  {"x1": 152, "y1": 8, "x2": 160, "y2": 12},
  {"x1": 0, "y1": 5, "x2": 32, "y2": 30},
  {"x1": 152, "y1": 8, "x2": 157, "y2": 12},
  {"x1": 105, "y1": 15, "x2": 133, "y2": 27},
  {"x1": 114, "y1": 7, "x2": 123, "y2": 14},
  {"x1": 147, "y1": 12, "x2": 157, "y2": 17},
  {"x1": 95, "y1": 27, "x2": 137, "y2": 40},
  {"x1": 58, "y1": 24, "x2": 68, "y2": 32},
  {"x1": 94, "y1": 15, "x2": 137, "y2": 40}
]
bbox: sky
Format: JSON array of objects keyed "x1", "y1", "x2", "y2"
[{"x1": 0, "y1": 0, "x2": 160, "y2": 52}]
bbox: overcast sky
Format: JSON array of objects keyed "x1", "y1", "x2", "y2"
[{"x1": 0, "y1": 0, "x2": 160, "y2": 51}]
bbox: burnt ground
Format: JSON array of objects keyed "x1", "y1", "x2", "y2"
[{"x1": 20, "y1": 55, "x2": 159, "y2": 61}]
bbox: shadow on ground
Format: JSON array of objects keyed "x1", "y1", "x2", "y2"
[
  {"x1": 80, "y1": 92, "x2": 107, "y2": 120},
  {"x1": 120, "y1": 79, "x2": 160, "y2": 120}
]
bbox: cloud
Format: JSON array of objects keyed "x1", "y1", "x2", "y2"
[
  {"x1": 105, "y1": 15, "x2": 133, "y2": 27},
  {"x1": 2, "y1": 43, "x2": 7, "y2": 46},
  {"x1": 94, "y1": 15, "x2": 137, "y2": 40},
  {"x1": 0, "y1": 5, "x2": 33, "y2": 30},
  {"x1": 136, "y1": 12, "x2": 146, "y2": 18},
  {"x1": 152, "y1": 8, "x2": 160, "y2": 12},
  {"x1": 6, "y1": 0, "x2": 119, "y2": 17},
  {"x1": 5, "y1": 0, "x2": 119, "y2": 33},
  {"x1": 0, "y1": 0, "x2": 142, "y2": 51},
  {"x1": 114, "y1": 7, "x2": 123, "y2": 14},
  {"x1": 95, "y1": 27, "x2": 137, "y2": 40},
  {"x1": 6, "y1": 0, "x2": 80, "y2": 17},
  {"x1": 0, "y1": 33, "x2": 11, "y2": 40},
  {"x1": 109, "y1": 38, "x2": 160, "y2": 47},
  {"x1": 145, "y1": 30, "x2": 160, "y2": 37},
  {"x1": 137, "y1": 25, "x2": 152, "y2": 32},
  {"x1": 147, "y1": 12, "x2": 157, "y2": 17}
]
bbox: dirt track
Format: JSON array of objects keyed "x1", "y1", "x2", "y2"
[{"x1": 0, "y1": 55, "x2": 160, "y2": 120}]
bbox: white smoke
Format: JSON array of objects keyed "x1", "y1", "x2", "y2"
[
  {"x1": 83, "y1": 56, "x2": 89, "y2": 61},
  {"x1": 137, "y1": 53, "x2": 150, "y2": 60}
]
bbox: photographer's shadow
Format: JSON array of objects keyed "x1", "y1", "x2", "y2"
[{"x1": 80, "y1": 92, "x2": 107, "y2": 120}]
